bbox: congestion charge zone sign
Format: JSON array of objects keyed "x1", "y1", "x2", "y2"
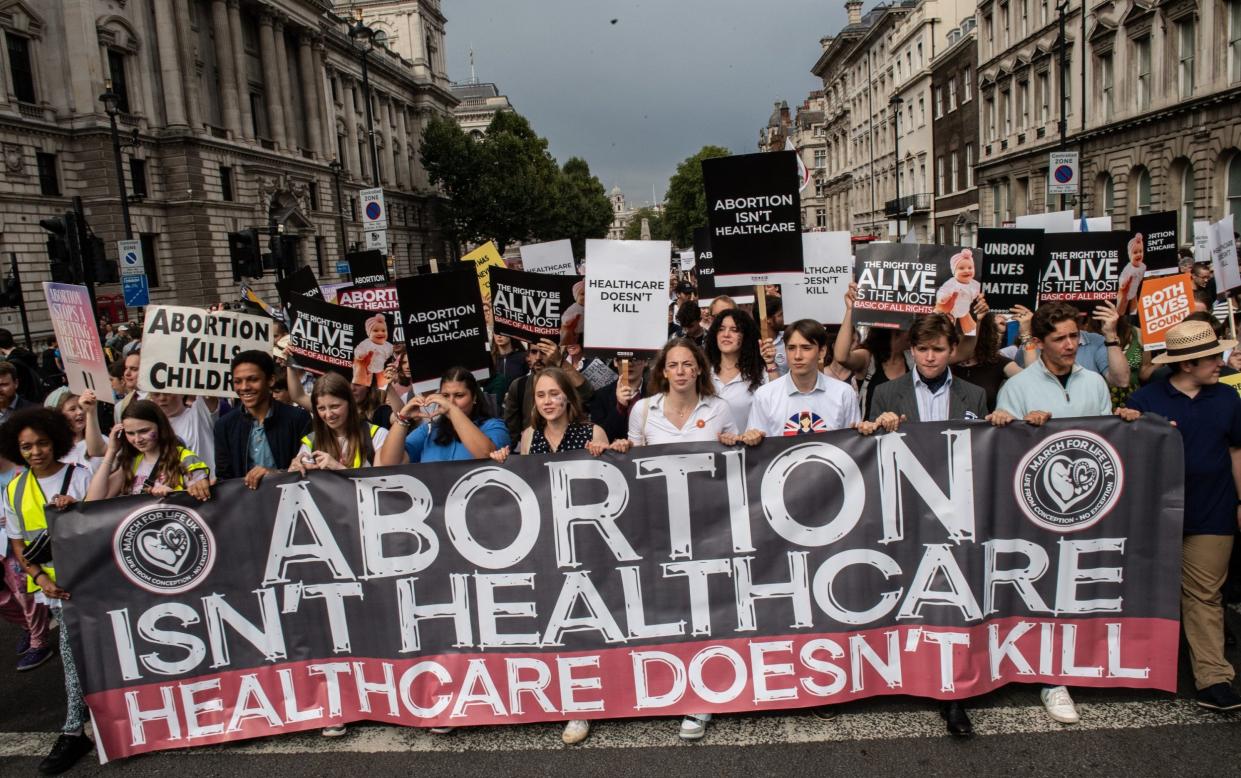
[
  {"x1": 1048, "y1": 151, "x2": 1079, "y2": 195},
  {"x1": 359, "y1": 188, "x2": 386, "y2": 230}
]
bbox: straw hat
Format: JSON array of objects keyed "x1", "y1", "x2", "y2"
[{"x1": 1152, "y1": 320, "x2": 1237, "y2": 364}]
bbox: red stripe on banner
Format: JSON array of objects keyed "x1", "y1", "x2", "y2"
[{"x1": 86, "y1": 616, "x2": 1177, "y2": 760}]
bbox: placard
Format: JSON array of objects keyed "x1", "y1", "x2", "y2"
[
  {"x1": 462, "y1": 241, "x2": 506, "y2": 300},
  {"x1": 335, "y1": 284, "x2": 403, "y2": 342},
  {"x1": 583, "y1": 239, "x2": 671, "y2": 356},
  {"x1": 677, "y1": 250, "x2": 695, "y2": 272},
  {"x1": 286, "y1": 295, "x2": 382, "y2": 384},
  {"x1": 692, "y1": 227, "x2": 753, "y2": 305},
  {"x1": 1039, "y1": 231, "x2": 1125, "y2": 311},
  {"x1": 580, "y1": 357, "x2": 619, "y2": 390},
  {"x1": 1137, "y1": 274, "x2": 1193, "y2": 351},
  {"x1": 1016, "y1": 209, "x2": 1075, "y2": 233},
  {"x1": 977, "y1": 228, "x2": 1043, "y2": 313},
  {"x1": 396, "y1": 269, "x2": 491, "y2": 393},
  {"x1": 489, "y1": 266, "x2": 580, "y2": 344},
  {"x1": 702, "y1": 151, "x2": 804, "y2": 287},
  {"x1": 1211, "y1": 214, "x2": 1241, "y2": 295},
  {"x1": 275, "y1": 266, "x2": 324, "y2": 308},
  {"x1": 1194, "y1": 220, "x2": 1212, "y2": 265},
  {"x1": 346, "y1": 249, "x2": 389, "y2": 287},
  {"x1": 42, "y1": 283, "x2": 115, "y2": 402},
  {"x1": 520, "y1": 239, "x2": 576, "y2": 276},
  {"x1": 781, "y1": 232, "x2": 853, "y2": 324},
  {"x1": 853, "y1": 244, "x2": 961, "y2": 330},
  {"x1": 1128, "y1": 211, "x2": 1179, "y2": 278},
  {"x1": 137, "y1": 305, "x2": 273, "y2": 397}
]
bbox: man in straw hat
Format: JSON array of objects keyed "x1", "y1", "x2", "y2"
[{"x1": 1126, "y1": 319, "x2": 1241, "y2": 712}]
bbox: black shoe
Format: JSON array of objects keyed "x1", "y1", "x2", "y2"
[
  {"x1": 38, "y1": 733, "x2": 93, "y2": 775},
  {"x1": 940, "y1": 701, "x2": 974, "y2": 737},
  {"x1": 1196, "y1": 682, "x2": 1241, "y2": 712},
  {"x1": 810, "y1": 705, "x2": 838, "y2": 720}
]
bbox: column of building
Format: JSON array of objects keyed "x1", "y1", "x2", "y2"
[
  {"x1": 209, "y1": 0, "x2": 242, "y2": 138},
  {"x1": 154, "y1": 0, "x2": 187, "y2": 128},
  {"x1": 173, "y1": 0, "x2": 203, "y2": 132},
  {"x1": 227, "y1": 0, "x2": 254, "y2": 140},
  {"x1": 258, "y1": 11, "x2": 287, "y2": 149},
  {"x1": 342, "y1": 75, "x2": 361, "y2": 177},
  {"x1": 274, "y1": 19, "x2": 297, "y2": 151},
  {"x1": 297, "y1": 30, "x2": 324, "y2": 158}
]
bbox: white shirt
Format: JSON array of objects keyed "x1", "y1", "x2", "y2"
[
  {"x1": 169, "y1": 397, "x2": 217, "y2": 479},
  {"x1": 61, "y1": 439, "x2": 103, "y2": 474},
  {"x1": 712, "y1": 369, "x2": 768, "y2": 431},
  {"x1": 2, "y1": 463, "x2": 92, "y2": 542},
  {"x1": 747, "y1": 371, "x2": 861, "y2": 437},
  {"x1": 913, "y1": 371, "x2": 952, "y2": 423},
  {"x1": 628, "y1": 393, "x2": 738, "y2": 445}
]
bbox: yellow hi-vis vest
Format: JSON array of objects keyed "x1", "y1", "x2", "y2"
[
  {"x1": 131, "y1": 446, "x2": 209, "y2": 491},
  {"x1": 300, "y1": 424, "x2": 381, "y2": 469},
  {"x1": 6, "y1": 465, "x2": 77, "y2": 593}
]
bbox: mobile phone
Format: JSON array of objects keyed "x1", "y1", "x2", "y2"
[{"x1": 301, "y1": 454, "x2": 316, "y2": 465}]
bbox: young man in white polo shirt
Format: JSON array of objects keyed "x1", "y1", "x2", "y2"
[{"x1": 748, "y1": 319, "x2": 860, "y2": 435}]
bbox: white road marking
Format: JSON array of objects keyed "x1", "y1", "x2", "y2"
[{"x1": 0, "y1": 699, "x2": 1233, "y2": 758}]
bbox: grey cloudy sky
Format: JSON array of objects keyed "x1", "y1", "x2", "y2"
[{"x1": 444, "y1": 0, "x2": 845, "y2": 208}]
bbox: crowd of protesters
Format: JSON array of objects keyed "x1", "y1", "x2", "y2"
[{"x1": 2, "y1": 249, "x2": 1241, "y2": 772}]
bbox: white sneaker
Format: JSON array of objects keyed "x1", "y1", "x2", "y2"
[
  {"x1": 429, "y1": 726, "x2": 456, "y2": 734},
  {"x1": 1040, "y1": 686, "x2": 1080, "y2": 724},
  {"x1": 562, "y1": 719, "x2": 590, "y2": 744},
  {"x1": 678, "y1": 713, "x2": 711, "y2": 741},
  {"x1": 320, "y1": 724, "x2": 347, "y2": 737}
]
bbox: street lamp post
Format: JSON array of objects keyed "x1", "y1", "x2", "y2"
[
  {"x1": 349, "y1": 18, "x2": 384, "y2": 187},
  {"x1": 890, "y1": 96, "x2": 904, "y2": 240},
  {"x1": 99, "y1": 81, "x2": 133, "y2": 241},
  {"x1": 329, "y1": 158, "x2": 348, "y2": 259},
  {"x1": 1057, "y1": 1, "x2": 1068, "y2": 212}
]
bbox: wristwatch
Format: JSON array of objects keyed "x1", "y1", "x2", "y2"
[{"x1": 1105, "y1": 340, "x2": 1120, "y2": 348}]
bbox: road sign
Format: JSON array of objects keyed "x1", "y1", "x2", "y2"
[
  {"x1": 117, "y1": 239, "x2": 144, "y2": 276},
  {"x1": 360, "y1": 188, "x2": 386, "y2": 231},
  {"x1": 336, "y1": 261, "x2": 351, "y2": 276},
  {"x1": 1048, "y1": 151, "x2": 1079, "y2": 195},
  {"x1": 365, "y1": 229, "x2": 388, "y2": 252},
  {"x1": 122, "y1": 273, "x2": 149, "y2": 306}
]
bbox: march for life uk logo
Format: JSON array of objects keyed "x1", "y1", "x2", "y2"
[
  {"x1": 1014, "y1": 430, "x2": 1123, "y2": 533},
  {"x1": 112, "y1": 505, "x2": 216, "y2": 595}
]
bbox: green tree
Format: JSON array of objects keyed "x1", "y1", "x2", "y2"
[
  {"x1": 663, "y1": 145, "x2": 731, "y2": 247},
  {"x1": 553, "y1": 157, "x2": 614, "y2": 258},
  {"x1": 420, "y1": 111, "x2": 563, "y2": 253},
  {"x1": 621, "y1": 206, "x2": 668, "y2": 241}
]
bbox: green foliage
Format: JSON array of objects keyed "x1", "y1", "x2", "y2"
[
  {"x1": 622, "y1": 206, "x2": 669, "y2": 241},
  {"x1": 663, "y1": 145, "x2": 731, "y2": 248},
  {"x1": 555, "y1": 157, "x2": 614, "y2": 259}
]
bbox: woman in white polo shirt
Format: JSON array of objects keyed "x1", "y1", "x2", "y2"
[
  {"x1": 705, "y1": 308, "x2": 779, "y2": 430},
  {"x1": 628, "y1": 338, "x2": 762, "y2": 742}
]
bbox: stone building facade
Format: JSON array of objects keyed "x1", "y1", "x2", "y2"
[
  {"x1": 449, "y1": 80, "x2": 513, "y2": 139},
  {"x1": 930, "y1": 16, "x2": 979, "y2": 245},
  {"x1": 0, "y1": 0, "x2": 456, "y2": 335},
  {"x1": 974, "y1": 0, "x2": 1241, "y2": 235}
]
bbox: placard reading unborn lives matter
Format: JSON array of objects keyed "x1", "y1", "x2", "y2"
[
  {"x1": 977, "y1": 228, "x2": 1042, "y2": 313},
  {"x1": 584, "y1": 239, "x2": 671, "y2": 357},
  {"x1": 42, "y1": 282, "x2": 115, "y2": 402},
  {"x1": 780, "y1": 232, "x2": 853, "y2": 325}
]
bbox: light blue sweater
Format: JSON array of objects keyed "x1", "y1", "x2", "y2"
[{"x1": 996, "y1": 358, "x2": 1112, "y2": 418}]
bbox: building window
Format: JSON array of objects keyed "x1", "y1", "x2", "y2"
[
  {"x1": 918, "y1": 96, "x2": 925, "y2": 126},
  {"x1": 139, "y1": 234, "x2": 161, "y2": 287},
  {"x1": 35, "y1": 151, "x2": 59, "y2": 195},
  {"x1": 951, "y1": 152, "x2": 959, "y2": 192},
  {"x1": 934, "y1": 86, "x2": 943, "y2": 118},
  {"x1": 107, "y1": 49, "x2": 130, "y2": 114},
  {"x1": 5, "y1": 33, "x2": 36, "y2": 103},
  {"x1": 1040, "y1": 0, "x2": 1049, "y2": 26},
  {"x1": 985, "y1": 96, "x2": 996, "y2": 141},
  {"x1": 963, "y1": 68, "x2": 972, "y2": 101},
  {"x1": 1100, "y1": 54, "x2": 1113, "y2": 120},
  {"x1": 1135, "y1": 38, "x2": 1152, "y2": 109},
  {"x1": 129, "y1": 158, "x2": 148, "y2": 198},
  {"x1": 991, "y1": 182, "x2": 1004, "y2": 226},
  {"x1": 1061, "y1": 59, "x2": 1071, "y2": 114},
  {"x1": 815, "y1": 208, "x2": 826, "y2": 227},
  {"x1": 1179, "y1": 162, "x2": 1196, "y2": 239},
  {"x1": 1231, "y1": 0, "x2": 1241, "y2": 83},
  {"x1": 1021, "y1": 0, "x2": 1029, "y2": 37},
  {"x1": 250, "y1": 93, "x2": 268, "y2": 139},
  {"x1": 315, "y1": 236, "x2": 326, "y2": 277},
  {"x1": 1018, "y1": 80, "x2": 1029, "y2": 130},
  {"x1": 1178, "y1": 19, "x2": 1195, "y2": 98},
  {"x1": 1000, "y1": 2, "x2": 1010, "y2": 44},
  {"x1": 813, "y1": 149, "x2": 826, "y2": 168},
  {"x1": 309, "y1": 181, "x2": 320, "y2": 210},
  {"x1": 966, "y1": 144, "x2": 974, "y2": 187},
  {"x1": 220, "y1": 166, "x2": 234, "y2": 201},
  {"x1": 1227, "y1": 156, "x2": 1241, "y2": 224},
  {"x1": 1098, "y1": 173, "x2": 1114, "y2": 215},
  {"x1": 937, "y1": 156, "x2": 945, "y2": 195},
  {"x1": 1001, "y1": 89, "x2": 1012, "y2": 136},
  {"x1": 1038, "y1": 71, "x2": 1050, "y2": 123},
  {"x1": 948, "y1": 78, "x2": 957, "y2": 110},
  {"x1": 1135, "y1": 167, "x2": 1152, "y2": 215}
]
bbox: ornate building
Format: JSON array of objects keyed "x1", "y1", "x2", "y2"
[
  {"x1": 974, "y1": 0, "x2": 1241, "y2": 235},
  {"x1": 930, "y1": 15, "x2": 979, "y2": 245},
  {"x1": 449, "y1": 78, "x2": 514, "y2": 139},
  {"x1": 0, "y1": 0, "x2": 456, "y2": 334}
]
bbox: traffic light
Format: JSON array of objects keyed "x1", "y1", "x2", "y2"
[
  {"x1": 228, "y1": 228, "x2": 263, "y2": 280},
  {"x1": 87, "y1": 236, "x2": 117, "y2": 283},
  {"x1": 39, "y1": 212, "x2": 80, "y2": 283},
  {"x1": 262, "y1": 233, "x2": 299, "y2": 277}
]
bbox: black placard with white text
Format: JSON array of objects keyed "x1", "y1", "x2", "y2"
[
  {"x1": 702, "y1": 151, "x2": 804, "y2": 287},
  {"x1": 490, "y1": 267, "x2": 581, "y2": 344},
  {"x1": 396, "y1": 270, "x2": 491, "y2": 393},
  {"x1": 286, "y1": 295, "x2": 378, "y2": 381},
  {"x1": 1040, "y1": 232, "x2": 1126, "y2": 312},
  {"x1": 346, "y1": 249, "x2": 390, "y2": 287},
  {"x1": 1128, "y1": 211, "x2": 1179, "y2": 278},
  {"x1": 853, "y1": 244, "x2": 970, "y2": 330},
  {"x1": 977, "y1": 228, "x2": 1042, "y2": 313}
]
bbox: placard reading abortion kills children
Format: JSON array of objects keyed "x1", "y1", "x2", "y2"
[
  {"x1": 138, "y1": 305, "x2": 273, "y2": 397},
  {"x1": 55, "y1": 418, "x2": 1183, "y2": 763}
]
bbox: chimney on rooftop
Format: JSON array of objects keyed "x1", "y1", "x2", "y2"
[{"x1": 846, "y1": 0, "x2": 863, "y2": 25}]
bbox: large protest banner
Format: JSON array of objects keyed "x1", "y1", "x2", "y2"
[
  {"x1": 137, "y1": 306, "x2": 273, "y2": 396},
  {"x1": 1040, "y1": 232, "x2": 1125, "y2": 311},
  {"x1": 520, "y1": 240, "x2": 576, "y2": 276},
  {"x1": 286, "y1": 296, "x2": 379, "y2": 384},
  {"x1": 1137, "y1": 274, "x2": 1193, "y2": 351},
  {"x1": 781, "y1": 232, "x2": 853, "y2": 324},
  {"x1": 42, "y1": 282, "x2": 115, "y2": 402},
  {"x1": 692, "y1": 227, "x2": 753, "y2": 305},
  {"x1": 461, "y1": 241, "x2": 506, "y2": 300},
  {"x1": 55, "y1": 417, "x2": 1182, "y2": 762},
  {"x1": 1128, "y1": 211, "x2": 1179, "y2": 278},
  {"x1": 396, "y1": 270, "x2": 490, "y2": 393},
  {"x1": 583, "y1": 239, "x2": 670, "y2": 356},
  {"x1": 489, "y1": 267, "x2": 580, "y2": 344},
  {"x1": 346, "y1": 249, "x2": 389, "y2": 287},
  {"x1": 976, "y1": 228, "x2": 1042, "y2": 313},
  {"x1": 702, "y1": 151, "x2": 804, "y2": 287}
]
